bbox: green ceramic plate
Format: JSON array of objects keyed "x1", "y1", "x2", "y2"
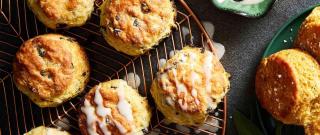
[
  {"x1": 263, "y1": 4, "x2": 320, "y2": 57},
  {"x1": 211, "y1": 0, "x2": 275, "y2": 17},
  {"x1": 257, "y1": 4, "x2": 320, "y2": 135}
]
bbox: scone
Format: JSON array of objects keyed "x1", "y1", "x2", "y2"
[
  {"x1": 256, "y1": 49, "x2": 320, "y2": 125},
  {"x1": 27, "y1": 0, "x2": 95, "y2": 29},
  {"x1": 151, "y1": 47, "x2": 230, "y2": 126},
  {"x1": 13, "y1": 34, "x2": 90, "y2": 107},
  {"x1": 295, "y1": 7, "x2": 320, "y2": 61},
  {"x1": 99, "y1": 0, "x2": 176, "y2": 56},
  {"x1": 79, "y1": 79, "x2": 151, "y2": 135},
  {"x1": 24, "y1": 126, "x2": 70, "y2": 135},
  {"x1": 305, "y1": 121, "x2": 320, "y2": 135}
]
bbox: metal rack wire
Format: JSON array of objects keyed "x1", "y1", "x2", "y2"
[{"x1": 0, "y1": 0, "x2": 227, "y2": 134}]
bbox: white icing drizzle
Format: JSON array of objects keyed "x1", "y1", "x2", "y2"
[
  {"x1": 190, "y1": 71, "x2": 200, "y2": 106},
  {"x1": 165, "y1": 96, "x2": 175, "y2": 106},
  {"x1": 212, "y1": 41, "x2": 225, "y2": 60},
  {"x1": 202, "y1": 21, "x2": 215, "y2": 38},
  {"x1": 171, "y1": 69, "x2": 179, "y2": 91},
  {"x1": 94, "y1": 85, "x2": 111, "y2": 117},
  {"x1": 114, "y1": 120, "x2": 128, "y2": 134},
  {"x1": 117, "y1": 85, "x2": 134, "y2": 122},
  {"x1": 187, "y1": 51, "x2": 201, "y2": 106},
  {"x1": 191, "y1": 88, "x2": 197, "y2": 97},
  {"x1": 177, "y1": 84, "x2": 187, "y2": 96},
  {"x1": 180, "y1": 53, "x2": 187, "y2": 62},
  {"x1": 94, "y1": 85, "x2": 112, "y2": 135},
  {"x1": 124, "y1": 73, "x2": 140, "y2": 89},
  {"x1": 189, "y1": 52, "x2": 197, "y2": 60},
  {"x1": 160, "y1": 73, "x2": 169, "y2": 91},
  {"x1": 178, "y1": 99, "x2": 188, "y2": 111},
  {"x1": 172, "y1": 68, "x2": 189, "y2": 111},
  {"x1": 81, "y1": 84, "x2": 135, "y2": 135},
  {"x1": 81, "y1": 100, "x2": 99, "y2": 135},
  {"x1": 159, "y1": 58, "x2": 167, "y2": 68},
  {"x1": 202, "y1": 52, "x2": 215, "y2": 108},
  {"x1": 203, "y1": 52, "x2": 213, "y2": 93},
  {"x1": 160, "y1": 50, "x2": 218, "y2": 111},
  {"x1": 169, "y1": 50, "x2": 176, "y2": 58}
]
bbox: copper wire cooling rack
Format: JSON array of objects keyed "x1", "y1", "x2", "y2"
[{"x1": 0, "y1": 0, "x2": 227, "y2": 134}]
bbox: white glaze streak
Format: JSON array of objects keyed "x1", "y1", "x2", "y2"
[
  {"x1": 165, "y1": 96, "x2": 175, "y2": 106},
  {"x1": 117, "y1": 85, "x2": 134, "y2": 122},
  {"x1": 94, "y1": 85, "x2": 111, "y2": 117},
  {"x1": 203, "y1": 52, "x2": 213, "y2": 93},
  {"x1": 81, "y1": 100, "x2": 99, "y2": 135},
  {"x1": 159, "y1": 58, "x2": 167, "y2": 68},
  {"x1": 94, "y1": 85, "x2": 112, "y2": 135},
  {"x1": 82, "y1": 84, "x2": 135, "y2": 135},
  {"x1": 114, "y1": 120, "x2": 128, "y2": 134},
  {"x1": 202, "y1": 52, "x2": 215, "y2": 108},
  {"x1": 178, "y1": 99, "x2": 188, "y2": 111},
  {"x1": 172, "y1": 68, "x2": 189, "y2": 111}
]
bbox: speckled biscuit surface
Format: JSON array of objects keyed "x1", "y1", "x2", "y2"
[
  {"x1": 27, "y1": 0, "x2": 94, "y2": 29},
  {"x1": 24, "y1": 126, "x2": 70, "y2": 135},
  {"x1": 151, "y1": 47, "x2": 230, "y2": 126},
  {"x1": 100, "y1": 0, "x2": 176, "y2": 56},
  {"x1": 79, "y1": 79, "x2": 151, "y2": 135},
  {"x1": 295, "y1": 7, "x2": 320, "y2": 61},
  {"x1": 256, "y1": 49, "x2": 320, "y2": 125},
  {"x1": 305, "y1": 120, "x2": 320, "y2": 135},
  {"x1": 13, "y1": 34, "x2": 90, "y2": 107}
]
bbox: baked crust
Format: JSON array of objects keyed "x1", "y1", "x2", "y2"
[
  {"x1": 13, "y1": 34, "x2": 90, "y2": 107},
  {"x1": 295, "y1": 7, "x2": 320, "y2": 61},
  {"x1": 27, "y1": 0, "x2": 95, "y2": 29},
  {"x1": 151, "y1": 47, "x2": 230, "y2": 126},
  {"x1": 79, "y1": 80, "x2": 151, "y2": 135},
  {"x1": 256, "y1": 49, "x2": 320, "y2": 125},
  {"x1": 100, "y1": 0, "x2": 176, "y2": 56},
  {"x1": 305, "y1": 121, "x2": 320, "y2": 135},
  {"x1": 24, "y1": 126, "x2": 70, "y2": 135}
]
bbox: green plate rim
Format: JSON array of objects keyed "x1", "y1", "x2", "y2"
[
  {"x1": 256, "y1": 3, "x2": 320, "y2": 135},
  {"x1": 262, "y1": 4, "x2": 320, "y2": 58}
]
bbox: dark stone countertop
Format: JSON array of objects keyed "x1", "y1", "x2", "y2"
[{"x1": 187, "y1": 0, "x2": 320, "y2": 134}]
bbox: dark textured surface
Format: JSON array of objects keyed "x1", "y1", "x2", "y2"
[{"x1": 187, "y1": 0, "x2": 320, "y2": 134}]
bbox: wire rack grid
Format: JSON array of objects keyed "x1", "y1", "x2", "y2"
[{"x1": 0, "y1": 0, "x2": 227, "y2": 134}]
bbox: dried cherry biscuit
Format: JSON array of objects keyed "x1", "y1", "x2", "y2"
[
  {"x1": 79, "y1": 79, "x2": 151, "y2": 135},
  {"x1": 256, "y1": 49, "x2": 320, "y2": 125},
  {"x1": 24, "y1": 126, "x2": 70, "y2": 135},
  {"x1": 13, "y1": 34, "x2": 90, "y2": 107},
  {"x1": 151, "y1": 47, "x2": 230, "y2": 126},
  {"x1": 100, "y1": 0, "x2": 176, "y2": 56},
  {"x1": 27, "y1": 0, "x2": 94, "y2": 29}
]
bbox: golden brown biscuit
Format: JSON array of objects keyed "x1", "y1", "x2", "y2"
[
  {"x1": 79, "y1": 79, "x2": 151, "y2": 135},
  {"x1": 27, "y1": 0, "x2": 95, "y2": 29},
  {"x1": 295, "y1": 7, "x2": 320, "y2": 61},
  {"x1": 151, "y1": 47, "x2": 230, "y2": 126},
  {"x1": 13, "y1": 34, "x2": 90, "y2": 107},
  {"x1": 305, "y1": 120, "x2": 320, "y2": 135},
  {"x1": 256, "y1": 49, "x2": 320, "y2": 125},
  {"x1": 100, "y1": 0, "x2": 176, "y2": 56},
  {"x1": 24, "y1": 126, "x2": 70, "y2": 135}
]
